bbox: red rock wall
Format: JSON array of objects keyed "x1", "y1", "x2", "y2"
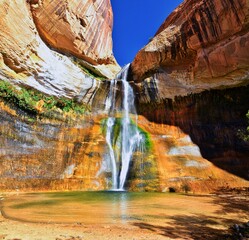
[
  {"x1": 30, "y1": 0, "x2": 116, "y2": 65},
  {"x1": 130, "y1": 0, "x2": 249, "y2": 182},
  {"x1": 131, "y1": 0, "x2": 249, "y2": 95}
]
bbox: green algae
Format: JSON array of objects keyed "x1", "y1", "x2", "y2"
[{"x1": 101, "y1": 117, "x2": 158, "y2": 191}]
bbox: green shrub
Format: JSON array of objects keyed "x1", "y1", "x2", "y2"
[
  {"x1": 238, "y1": 110, "x2": 249, "y2": 142},
  {"x1": 0, "y1": 81, "x2": 37, "y2": 114},
  {"x1": 245, "y1": 111, "x2": 249, "y2": 141},
  {"x1": 0, "y1": 80, "x2": 88, "y2": 117}
]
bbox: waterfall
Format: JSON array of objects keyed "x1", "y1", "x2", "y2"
[
  {"x1": 106, "y1": 117, "x2": 118, "y2": 189},
  {"x1": 119, "y1": 65, "x2": 143, "y2": 190},
  {"x1": 105, "y1": 64, "x2": 144, "y2": 190}
]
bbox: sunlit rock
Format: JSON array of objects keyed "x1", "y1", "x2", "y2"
[
  {"x1": 131, "y1": 0, "x2": 249, "y2": 95},
  {"x1": 30, "y1": 0, "x2": 117, "y2": 66},
  {"x1": 168, "y1": 146, "x2": 202, "y2": 158},
  {"x1": 0, "y1": 0, "x2": 119, "y2": 103},
  {"x1": 0, "y1": 104, "x2": 108, "y2": 191},
  {"x1": 137, "y1": 117, "x2": 249, "y2": 193},
  {"x1": 130, "y1": 0, "x2": 249, "y2": 185},
  {"x1": 0, "y1": 0, "x2": 248, "y2": 194}
]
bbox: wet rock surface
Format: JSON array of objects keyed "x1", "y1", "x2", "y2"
[
  {"x1": 0, "y1": 102, "x2": 108, "y2": 191},
  {"x1": 137, "y1": 85, "x2": 249, "y2": 180},
  {"x1": 129, "y1": 0, "x2": 249, "y2": 185}
]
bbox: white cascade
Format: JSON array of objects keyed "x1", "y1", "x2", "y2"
[
  {"x1": 106, "y1": 117, "x2": 118, "y2": 189},
  {"x1": 105, "y1": 79, "x2": 118, "y2": 189},
  {"x1": 105, "y1": 64, "x2": 143, "y2": 190}
]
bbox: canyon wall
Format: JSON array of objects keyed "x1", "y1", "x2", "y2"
[
  {"x1": 131, "y1": 0, "x2": 249, "y2": 181},
  {"x1": 0, "y1": 103, "x2": 109, "y2": 191},
  {"x1": 1, "y1": 100, "x2": 247, "y2": 192},
  {"x1": 0, "y1": 0, "x2": 119, "y2": 102},
  {"x1": 137, "y1": 86, "x2": 249, "y2": 181},
  {"x1": 0, "y1": 0, "x2": 249, "y2": 192},
  {"x1": 30, "y1": 0, "x2": 116, "y2": 66},
  {"x1": 131, "y1": 0, "x2": 249, "y2": 97},
  {"x1": 0, "y1": 0, "x2": 118, "y2": 191}
]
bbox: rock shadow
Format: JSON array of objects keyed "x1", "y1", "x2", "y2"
[{"x1": 133, "y1": 192, "x2": 249, "y2": 239}]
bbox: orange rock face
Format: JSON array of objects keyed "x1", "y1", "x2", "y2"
[
  {"x1": 131, "y1": 0, "x2": 249, "y2": 186},
  {"x1": 137, "y1": 86, "x2": 249, "y2": 182},
  {"x1": 0, "y1": 103, "x2": 109, "y2": 191},
  {"x1": 30, "y1": 0, "x2": 116, "y2": 66},
  {"x1": 1, "y1": 101, "x2": 248, "y2": 193},
  {"x1": 137, "y1": 117, "x2": 249, "y2": 193},
  {"x1": 0, "y1": 0, "x2": 248, "y2": 193},
  {"x1": 131, "y1": 0, "x2": 249, "y2": 96}
]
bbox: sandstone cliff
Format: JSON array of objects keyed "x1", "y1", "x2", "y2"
[
  {"x1": 0, "y1": 103, "x2": 109, "y2": 191},
  {"x1": 1, "y1": 100, "x2": 247, "y2": 192},
  {"x1": 0, "y1": 0, "x2": 119, "y2": 191},
  {"x1": 131, "y1": 0, "x2": 249, "y2": 181},
  {"x1": 0, "y1": 0, "x2": 119, "y2": 102},
  {"x1": 29, "y1": 0, "x2": 118, "y2": 67},
  {"x1": 0, "y1": 0, "x2": 249, "y2": 192},
  {"x1": 131, "y1": 0, "x2": 249, "y2": 99}
]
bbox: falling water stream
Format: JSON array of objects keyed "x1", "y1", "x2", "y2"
[{"x1": 105, "y1": 64, "x2": 144, "y2": 190}]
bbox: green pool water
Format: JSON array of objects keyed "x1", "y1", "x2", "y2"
[{"x1": 1, "y1": 191, "x2": 247, "y2": 228}]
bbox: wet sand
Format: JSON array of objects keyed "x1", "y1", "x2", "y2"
[{"x1": 0, "y1": 190, "x2": 248, "y2": 240}]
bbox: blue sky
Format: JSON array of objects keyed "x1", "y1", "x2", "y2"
[{"x1": 111, "y1": 0, "x2": 183, "y2": 66}]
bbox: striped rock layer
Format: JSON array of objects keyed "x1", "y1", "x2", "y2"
[
  {"x1": 131, "y1": 0, "x2": 249, "y2": 99},
  {"x1": 0, "y1": 0, "x2": 118, "y2": 102},
  {"x1": 30, "y1": 0, "x2": 116, "y2": 65},
  {"x1": 130, "y1": 0, "x2": 249, "y2": 184}
]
